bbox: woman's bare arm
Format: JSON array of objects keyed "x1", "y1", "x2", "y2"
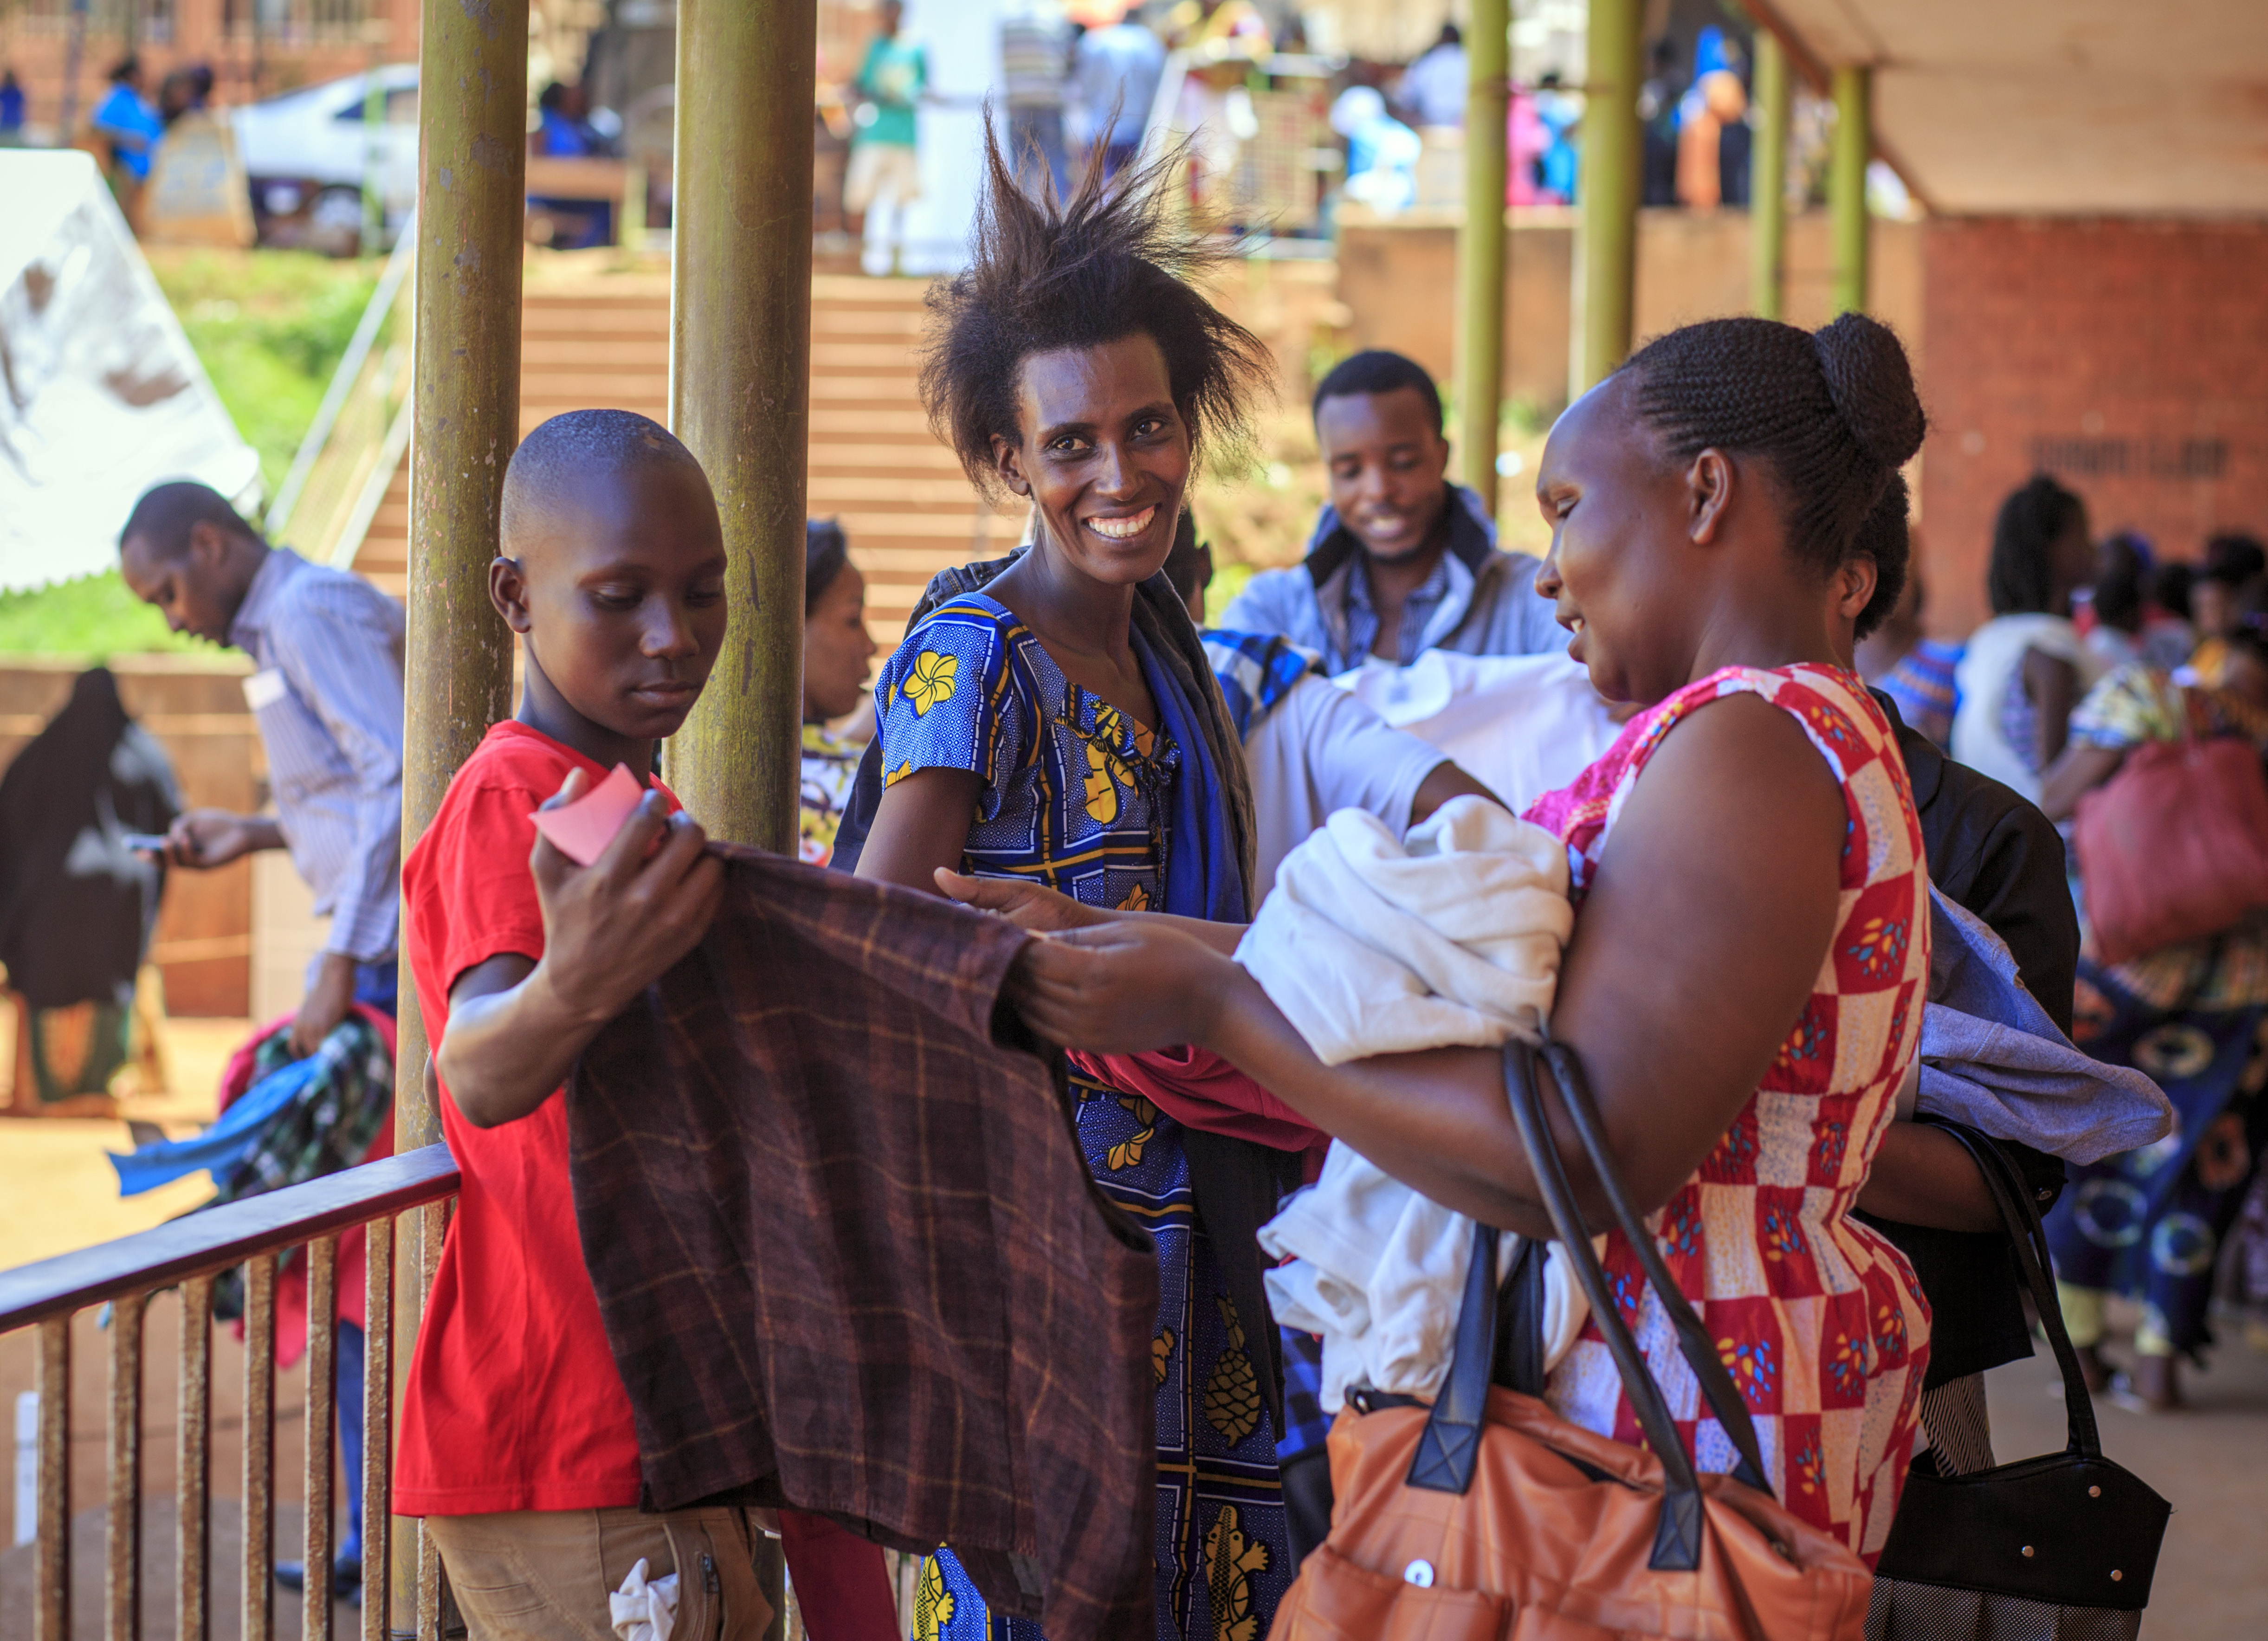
[
  {"x1": 1009, "y1": 694, "x2": 1847, "y2": 1233},
  {"x1": 2022, "y1": 648, "x2": 2082, "y2": 770},
  {"x1": 855, "y1": 766, "x2": 984, "y2": 894},
  {"x1": 1854, "y1": 1124, "x2": 2000, "y2": 1231},
  {"x1": 2038, "y1": 742, "x2": 2125, "y2": 822}
]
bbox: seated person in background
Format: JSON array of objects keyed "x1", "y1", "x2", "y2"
[
  {"x1": 799, "y1": 519, "x2": 879, "y2": 867},
  {"x1": 1855, "y1": 562, "x2": 1960, "y2": 750},
  {"x1": 399, "y1": 409, "x2": 895, "y2": 1640},
  {"x1": 1221, "y1": 349, "x2": 1567, "y2": 672},
  {"x1": 1166, "y1": 510, "x2": 1496, "y2": 898},
  {"x1": 2183, "y1": 530, "x2": 2265, "y2": 687}
]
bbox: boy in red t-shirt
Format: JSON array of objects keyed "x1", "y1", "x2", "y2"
[{"x1": 397, "y1": 410, "x2": 896, "y2": 1639}]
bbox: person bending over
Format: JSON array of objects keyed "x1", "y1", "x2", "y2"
[
  {"x1": 977, "y1": 313, "x2": 1943, "y2": 1562},
  {"x1": 397, "y1": 410, "x2": 895, "y2": 1640},
  {"x1": 1220, "y1": 349, "x2": 1566, "y2": 672}
]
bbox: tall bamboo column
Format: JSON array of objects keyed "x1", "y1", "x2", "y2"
[
  {"x1": 662, "y1": 0, "x2": 817, "y2": 853},
  {"x1": 1573, "y1": 0, "x2": 1641, "y2": 393},
  {"x1": 1455, "y1": 0, "x2": 1509, "y2": 517},
  {"x1": 1749, "y1": 32, "x2": 1790, "y2": 321},
  {"x1": 1830, "y1": 64, "x2": 1872, "y2": 315},
  {"x1": 393, "y1": 0, "x2": 527, "y2": 1625}
]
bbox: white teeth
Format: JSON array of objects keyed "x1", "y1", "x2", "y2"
[{"x1": 1085, "y1": 506, "x2": 1157, "y2": 541}]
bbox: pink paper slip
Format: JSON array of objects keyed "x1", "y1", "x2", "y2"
[{"x1": 530, "y1": 763, "x2": 646, "y2": 866}]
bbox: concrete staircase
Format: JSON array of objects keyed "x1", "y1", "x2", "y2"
[{"x1": 353, "y1": 274, "x2": 1006, "y2": 649}]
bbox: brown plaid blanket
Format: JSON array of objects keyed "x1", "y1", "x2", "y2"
[{"x1": 568, "y1": 846, "x2": 1159, "y2": 1641}]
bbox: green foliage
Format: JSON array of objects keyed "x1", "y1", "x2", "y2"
[
  {"x1": 144, "y1": 247, "x2": 377, "y2": 497},
  {"x1": 0, "y1": 573, "x2": 207, "y2": 659}
]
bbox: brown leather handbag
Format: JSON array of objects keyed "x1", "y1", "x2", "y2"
[{"x1": 1268, "y1": 1039, "x2": 1873, "y2": 1641}]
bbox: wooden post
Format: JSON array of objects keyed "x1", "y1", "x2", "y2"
[
  {"x1": 394, "y1": 0, "x2": 527, "y2": 1623},
  {"x1": 1455, "y1": 0, "x2": 1509, "y2": 517},
  {"x1": 1573, "y1": 0, "x2": 1641, "y2": 393},
  {"x1": 662, "y1": 0, "x2": 817, "y2": 853},
  {"x1": 1830, "y1": 64, "x2": 1871, "y2": 315},
  {"x1": 1749, "y1": 31, "x2": 1790, "y2": 321}
]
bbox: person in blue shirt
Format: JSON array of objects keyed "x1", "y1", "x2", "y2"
[
  {"x1": 529, "y1": 80, "x2": 612, "y2": 248},
  {"x1": 1221, "y1": 349, "x2": 1567, "y2": 672},
  {"x1": 91, "y1": 56, "x2": 164, "y2": 185},
  {"x1": 1, "y1": 69, "x2": 28, "y2": 142}
]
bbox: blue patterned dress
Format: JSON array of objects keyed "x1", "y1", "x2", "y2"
[{"x1": 875, "y1": 594, "x2": 1292, "y2": 1641}]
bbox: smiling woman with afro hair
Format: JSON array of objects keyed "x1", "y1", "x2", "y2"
[{"x1": 850, "y1": 123, "x2": 1303, "y2": 1639}]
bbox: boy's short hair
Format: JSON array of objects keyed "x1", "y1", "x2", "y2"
[
  {"x1": 1311, "y1": 349, "x2": 1443, "y2": 435},
  {"x1": 500, "y1": 409, "x2": 704, "y2": 543}
]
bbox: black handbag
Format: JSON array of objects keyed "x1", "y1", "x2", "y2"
[{"x1": 1867, "y1": 1122, "x2": 2172, "y2": 1640}]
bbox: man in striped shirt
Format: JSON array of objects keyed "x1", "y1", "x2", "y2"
[{"x1": 119, "y1": 482, "x2": 406, "y2": 1048}]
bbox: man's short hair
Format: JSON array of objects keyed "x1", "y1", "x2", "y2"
[
  {"x1": 1311, "y1": 350, "x2": 1444, "y2": 435},
  {"x1": 500, "y1": 409, "x2": 705, "y2": 542},
  {"x1": 119, "y1": 481, "x2": 259, "y2": 561}
]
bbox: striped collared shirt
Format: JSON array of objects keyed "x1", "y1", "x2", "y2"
[{"x1": 229, "y1": 548, "x2": 406, "y2": 963}]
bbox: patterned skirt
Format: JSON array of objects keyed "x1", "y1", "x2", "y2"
[
  {"x1": 915, "y1": 1073, "x2": 1292, "y2": 1641},
  {"x1": 2047, "y1": 951, "x2": 2268, "y2": 1354}
]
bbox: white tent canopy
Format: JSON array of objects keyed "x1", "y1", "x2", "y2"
[{"x1": 0, "y1": 151, "x2": 259, "y2": 594}]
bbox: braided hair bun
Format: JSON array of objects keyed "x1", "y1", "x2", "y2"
[
  {"x1": 1812, "y1": 312, "x2": 1926, "y2": 472},
  {"x1": 1623, "y1": 312, "x2": 1926, "y2": 636}
]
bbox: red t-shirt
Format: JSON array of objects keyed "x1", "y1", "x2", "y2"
[{"x1": 394, "y1": 720, "x2": 667, "y2": 1516}]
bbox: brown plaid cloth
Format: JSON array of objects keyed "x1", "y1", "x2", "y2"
[{"x1": 568, "y1": 846, "x2": 1159, "y2": 1641}]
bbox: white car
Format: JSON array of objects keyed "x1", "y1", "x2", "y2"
[{"x1": 229, "y1": 66, "x2": 419, "y2": 255}]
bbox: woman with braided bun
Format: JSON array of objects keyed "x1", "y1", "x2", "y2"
[{"x1": 981, "y1": 311, "x2": 1946, "y2": 1561}]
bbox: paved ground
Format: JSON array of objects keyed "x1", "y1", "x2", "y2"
[{"x1": 4, "y1": 1018, "x2": 2265, "y2": 1634}]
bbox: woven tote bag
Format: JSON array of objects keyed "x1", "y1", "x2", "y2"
[{"x1": 1269, "y1": 1039, "x2": 1873, "y2": 1641}]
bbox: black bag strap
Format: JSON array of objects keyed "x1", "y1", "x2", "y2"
[
  {"x1": 1923, "y1": 1119, "x2": 2103, "y2": 1460},
  {"x1": 1540, "y1": 1039, "x2": 1772, "y2": 1495},
  {"x1": 1494, "y1": 1040, "x2": 1713, "y2": 1571}
]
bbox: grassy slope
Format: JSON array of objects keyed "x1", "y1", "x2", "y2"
[{"x1": 2, "y1": 249, "x2": 373, "y2": 659}]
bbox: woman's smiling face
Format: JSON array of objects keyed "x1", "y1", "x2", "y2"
[
  {"x1": 1532, "y1": 376, "x2": 1713, "y2": 706},
  {"x1": 994, "y1": 332, "x2": 1190, "y2": 585}
]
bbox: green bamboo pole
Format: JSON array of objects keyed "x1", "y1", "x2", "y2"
[
  {"x1": 1456, "y1": 0, "x2": 1509, "y2": 517},
  {"x1": 1830, "y1": 64, "x2": 1871, "y2": 315},
  {"x1": 392, "y1": 0, "x2": 527, "y2": 1624},
  {"x1": 662, "y1": 0, "x2": 817, "y2": 854},
  {"x1": 1574, "y1": 0, "x2": 1642, "y2": 392},
  {"x1": 1749, "y1": 31, "x2": 1790, "y2": 321}
]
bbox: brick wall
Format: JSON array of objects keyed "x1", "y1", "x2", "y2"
[{"x1": 1918, "y1": 218, "x2": 2268, "y2": 640}]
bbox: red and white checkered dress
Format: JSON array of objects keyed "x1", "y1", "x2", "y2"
[{"x1": 1524, "y1": 663, "x2": 1932, "y2": 1563}]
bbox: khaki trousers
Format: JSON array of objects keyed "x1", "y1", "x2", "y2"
[{"x1": 426, "y1": 1506, "x2": 774, "y2": 1641}]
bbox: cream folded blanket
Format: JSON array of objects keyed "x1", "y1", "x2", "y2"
[
  {"x1": 1243, "y1": 796, "x2": 1587, "y2": 1411},
  {"x1": 1234, "y1": 796, "x2": 1573, "y2": 1065}
]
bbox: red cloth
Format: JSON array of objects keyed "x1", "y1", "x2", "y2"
[
  {"x1": 776, "y1": 1514, "x2": 900, "y2": 1641},
  {"x1": 394, "y1": 721, "x2": 653, "y2": 1516},
  {"x1": 1072, "y1": 1045, "x2": 1327, "y2": 1170},
  {"x1": 216, "y1": 1005, "x2": 397, "y2": 1371}
]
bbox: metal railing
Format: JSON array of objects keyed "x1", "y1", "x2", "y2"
[{"x1": 0, "y1": 1145, "x2": 461, "y2": 1641}]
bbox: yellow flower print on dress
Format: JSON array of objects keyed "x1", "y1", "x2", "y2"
[
  {"x1": 903, "y1": 650, "x2": 958, "y2": 716},
  {"x1": 1152, "y1": 1326, "x2": 1176, "y2": 1386},
  {"x1": 1107, "y1": 1095, "x2": 1159, "y2": 1170},
  {"x1": 1203, "y1": 1296, "x2": 1262, "y2": 1447},
  {"x1": 884, "y1": 758, "x2": 915, "y2": 788},
  {"x1": 1118, "y1": 882, "x2": 1151, "y2": 912}
]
